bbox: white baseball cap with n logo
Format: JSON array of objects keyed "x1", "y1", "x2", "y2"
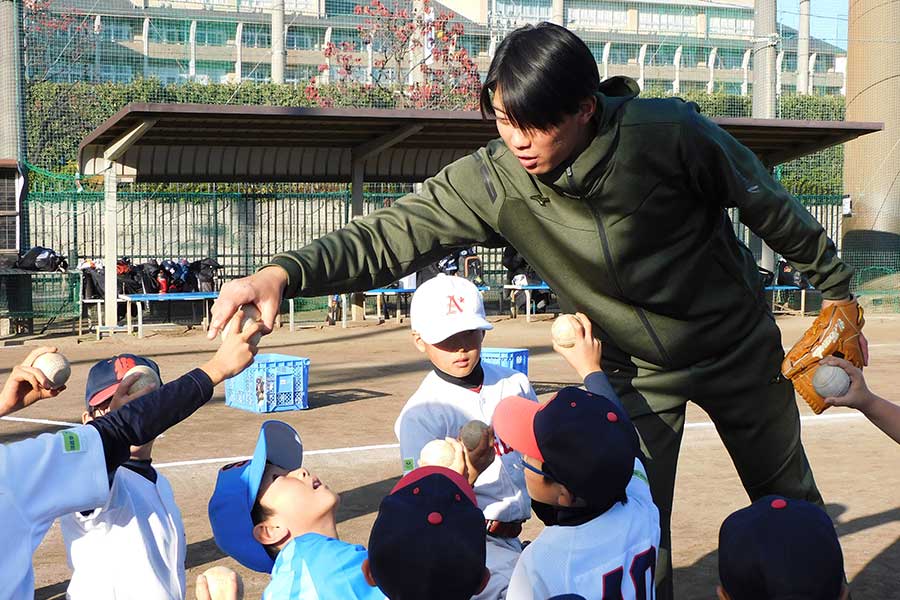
[{"x1": 410, "y1": 274, "x2": 493, "y2": 344}]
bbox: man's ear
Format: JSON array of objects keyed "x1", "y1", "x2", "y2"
[
  {"x1": 81, "y1": 410, "x2": 92, "y2": 425},
  {"x1": 577, "y1": 96, "x2": 597, "y2": 124},
  {"x1": 411, "y1": 332, "x2": 427, "y2": 354},
  {"x1": 476, "y1": 567, "x2": 491, "y2": 594},
  {"x1": 716, "y1": 584, "x2": 732, "y2": 600},
  {"x1": 361, "y1": 558, "x2": 378, "y2": 587}
]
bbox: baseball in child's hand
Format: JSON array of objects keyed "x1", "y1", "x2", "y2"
[
  {"x1": 812, "y1": 363, "x2": 851, "y2": 398},
  {"x1": 551, "y1": 314, "x2": 582, "y2": 348},
  {"x1": 222, "y1": 305, "x2": 262, "y2": 346},
  {"x1": 459, "y1": 420, "x2": 495, "y2": 476},
  {"x1": 459, "y1": 420, "x2": 490, "y2": 451},
  {"x1": 122, "y1": 365, "x2": 162, "y2": 397},
  {"x1": 419, "y1": 439, "x2": 456, "y2": 468},
  {"x1": 198, "y1": 565, "x2": 244, "y2": 600},
  {"x1": 32, "y1": 352, "x2": 71, "y2": 390}
]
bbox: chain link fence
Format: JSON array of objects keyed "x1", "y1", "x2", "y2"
[{"x1": 5, "y1": 0, "x2": 898, "y2": 328}]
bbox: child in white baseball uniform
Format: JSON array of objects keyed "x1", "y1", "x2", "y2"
[
  {"x1": 493, "y1": 314, "x2": 661, "y2": 600},
  {"x1": 0, "y1": 314, "x2": 259, "y2": 600},
  {"x1": 61, "y1": 355, "x2": 186, "y2": 600},
  {"x1": 395, "y1": 274, "x2": 538, "y2": 600}
]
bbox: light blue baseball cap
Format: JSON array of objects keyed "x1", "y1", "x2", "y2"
[{"x1": 208, "y1": 420, "x2": 303, "y2": 573}]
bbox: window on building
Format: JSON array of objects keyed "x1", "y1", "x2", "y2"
[
  {"x1": 639, "y1": 8, "x2": 697, "y2": 34},
  {"x1": 149, "y1": 20, "x2": 189, "y2": 44},
  {"x1": 647, "y1": 44, "x2": 679, "y2": 66},
  {"x1": 324, "y1": 0, "x2": 358, "y2": 16},
  {"x1": 783, "y1": 52, "x2": 798, "y2": 72},
  {"x1": 100, "y1": 18, "x2": 134, "y2": 42},
  {"x1": 494, "y1": 0, "x2": 552, "y2": 28},
  {"x1": 242, "y1": 23, "x2": 271, "y2": 48},
  {"x1": 717, "y1": 47, "x2": 747, "y2": 69},
  {"x1": 609, "y1": 43, "x2": 640, "y2": 65},
  {"x1": 815, "y1": 54, "x2": 835, "y2": 72},
  {"x1": 99, "y1": 64, "x2": 133, "y2": 83},
  {"x1": 708, "y1": 13, "x2": 753, "y2": 36},
  {"x1": 243, "y1": 63, "x2": 272, "y2": 82},
  {"x1": 148, "y1": 65, "x2": 183, "y2": 85},
  {"x1": 566, "y1": 1, "x2": 627, "y2": 30},
  {"x1": 196, "y1": 22, "x2": 234, "y2": 46},
  {"x1": 286, "y1": 27, "x2": 314, "y2": 50}
]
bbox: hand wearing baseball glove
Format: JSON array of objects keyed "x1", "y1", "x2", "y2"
[{"x1": 782, "y1": 297, "x2": 868, "y2": 414}]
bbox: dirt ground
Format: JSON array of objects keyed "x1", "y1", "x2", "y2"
[{"x1": 3, "y1": 312, "x2": 898, "y2": 599}]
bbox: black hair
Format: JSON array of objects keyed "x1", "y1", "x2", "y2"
[{"x1": 480, "y1": 22, "x2": 600, "y2": 131}]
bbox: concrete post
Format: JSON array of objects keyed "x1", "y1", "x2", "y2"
[
  {"x1": 844, "y1": 0, "x2": 900, "y2": 273},
  {"x1": 752, "y1": 0, "x2": 778, "y2": 272},
  {"x1": 235, "y1": 22, "x2": 243, "y2": 82},
  {"x1": 189, "y1": 20, "x2": 197, "y2": 79},
  {"x1": 551, "y1": 0, "x2": 564, "y2": 25},
  {"x1": 673, "y1": 46, "x2": 682, "y2": 94},
  {"x1": 272, "y1": 0, "x2": 285, "y2": 84},
  {"x1": 142, "y1": 18, "x2": 150, "y2": 77},
  {"x1": 797, "y1": 0, "x2": 810, "y2": 94},
  {"x1": 103, "y1": 167, "x2": 119, "y2": 330}
]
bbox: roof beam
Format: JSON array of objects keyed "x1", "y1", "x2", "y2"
[
  {"x1": 352, "y1": 124, "x2": 424, "y2": 163},
  {"x1": 102, "y1": 118, "x2": 157, "y2": 163}
]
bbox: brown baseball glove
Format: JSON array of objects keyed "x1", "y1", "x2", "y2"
[{"x1": 782, "y1": 297, "x2": 865, "y2": 414}]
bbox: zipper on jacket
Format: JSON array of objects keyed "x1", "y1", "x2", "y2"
[{"x1": 587, "y1": 201, "x2": 673, "y2": 366}]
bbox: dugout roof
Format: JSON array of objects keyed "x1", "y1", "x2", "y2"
[{"x1": 78, "y1": 102, "x2": 883, "y2": 183}]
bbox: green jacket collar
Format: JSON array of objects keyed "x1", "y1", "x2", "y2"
[{"x1": 536, "y1": 76, "x2": 640, "y2": 197}]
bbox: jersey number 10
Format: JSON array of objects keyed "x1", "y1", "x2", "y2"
[{"x1": 601, "y1": 547, "x2": 657, "y2": 600}]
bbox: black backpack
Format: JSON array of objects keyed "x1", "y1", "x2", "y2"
[{"x1": 15, "y1": 246, "x2": 67, "y2": 272}]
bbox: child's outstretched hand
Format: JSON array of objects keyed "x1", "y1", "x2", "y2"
[
  {"x1": 202, "y1": 309, "x2": 261, "y2": 385},
  {"x1": 553, "y1": 313, "x2": 602, "y2": 380},
  {"x1": 820, "y1": 356, "x2": 875, "y2": 411},
  {"x1": 0, "y1": 346, "x2": 64, "y2": 417}
]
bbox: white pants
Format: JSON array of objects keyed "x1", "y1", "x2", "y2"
[{"x1": 472, "y1": 535, "x2": 523, "y2": 600}]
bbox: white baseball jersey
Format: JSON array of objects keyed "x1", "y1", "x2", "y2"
[
  {"x1": 61, "y1": 465, "x2": 187, "y2": 600},
  {"x1": 506, "y1": 460, "x2": 661, "y2": 600},
  {"x1": 395, "y1": 361, "x2": 538, "y2": 522},
  {"x1": 0, "y1": 426, "x2": 109, "y2": 600}
]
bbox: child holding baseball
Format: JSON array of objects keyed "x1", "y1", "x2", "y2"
[
  {"x1": 492, "y1": 314, "x2": 660, "y2": 599},
  {"x1": 0, "y1": 309, "x2": 259, "y2": 598},
  {"x1": 819, "y1": 356, "x2": 900, "y2": 444},
  {"x1": 61, "y1": 355, "x2": 187, "y2": 600},
  {"x1": 395, "y1": 274, "x2": 538, "y2": 600},
  {"x1": 208, "y1": 420, "x2": 386, "y2": 600}
]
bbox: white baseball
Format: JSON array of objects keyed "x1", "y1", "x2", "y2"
[
  {"x1": 812, "y1": 364, "x2": 851, "y2": 398},
  {"x1": 222, "y1": 305, "x2": 262, "y2": 346},
  {"x1": 551, "y1": 314, "x2": 582, "y2": 348},
  {"x1": 123, "y1": 365, "x2": 162, "y2": 397},
  {"x1": 199, "y1": 565, "x2": 244, "y2": 600},
  {"x1": 32, "y1": 352, "x2": 71, "y2": 389},
  {"x1": 418, "y1": 439, "x2": 456, "y2": 468}
]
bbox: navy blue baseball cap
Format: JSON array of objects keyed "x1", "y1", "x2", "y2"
[
  {"x1": 368, "y1": 466, "x2": 487, "y2": 600},
  {"x1": 493, "y1": 386, "x2": 639, "y2": 513},
  {"x1": 208, "y1": 421, "x2": 303, "y2": 573},
  {"x1": 85, "y1": 354, "x2": 160, "y2": 408},
  {"x1": 719, "y1": 495, "x2": 844, "y2": 600}
]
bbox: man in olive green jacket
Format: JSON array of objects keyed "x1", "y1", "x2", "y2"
[{"x1": 210, "y1": 23, "x2": 862, "y2": 598}]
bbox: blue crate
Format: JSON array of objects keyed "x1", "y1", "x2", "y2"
[
  {"x1": 481, "y1": 348, "x2": 529, "y2": 375},
  {"x1": 225, "y1": 354, "x2": 311, "y2": 413}
]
